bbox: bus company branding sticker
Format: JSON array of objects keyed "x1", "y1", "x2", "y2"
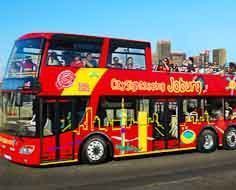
[
  {"x1": 111, "y1": 77, "x2": 203, "y2": 94},
  {"x1": 78, "y1": 82, "x2": 90, "y2": 92},
  {"x1": 56, "y1": 70, "x2": 75, "y2": 89},
  {"x1": 180, "y1": 130, "x2": 196, "y2": 144}
]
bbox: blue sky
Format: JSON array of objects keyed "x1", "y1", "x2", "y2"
[{"x1": 0, "y1": 0, "x2": 236, "y2": 77}]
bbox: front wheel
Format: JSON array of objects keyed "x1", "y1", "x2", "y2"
[
  {"x1": 81, "y1": 135, "x2": 108, "y2": 164},
  {"x1": 197, "y1": 129, "x2": 217, "y2": 153},
  {"x1": 224, "y1": 127, "x2": 236, "y2": 150}
]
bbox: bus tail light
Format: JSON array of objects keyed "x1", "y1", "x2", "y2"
[{"x1": 19, "y1": 145, "x2": 35, "y2": 155}]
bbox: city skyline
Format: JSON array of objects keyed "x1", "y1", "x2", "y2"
[
  {"x1": 1, "y1": 1, "x2": 236, "y2": 72},
  {"x1": 154, "y1": 40, "x2": 227, "y2": 65}
]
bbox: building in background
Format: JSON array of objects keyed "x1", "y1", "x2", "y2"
[
  {"x1": 171, "y1": 52, "x2": 186, "y2": 66},
  {"x1": 199, "y1": 50, "x2": 210, "y2": 65},
  {"x1": 157, "y1": 40, "x2": 171, "y2": 60},
  {"x1": 213, "y1": 48, "x2": 226, "y2": 65},
  {"x1": 192, "y1": 56, "x2": 201, "y2": 66},
  {"x1": 152, "y1": 52, "x2": 158, "y2": 65}
]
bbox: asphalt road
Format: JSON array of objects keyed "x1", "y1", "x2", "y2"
[{"x1": 1, "y1": 149, "x2": 236, "y2": 190}]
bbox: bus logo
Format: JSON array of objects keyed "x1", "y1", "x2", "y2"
[
  {"x1": 180, "y1": 130, "x2": 196, "y2": 144},
  {"x1": 56, "y1": 70, "x2": 75, "y2": 89}
]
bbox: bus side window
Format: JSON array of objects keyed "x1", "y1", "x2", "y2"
[
  {"x1": 47, "y1": 38, "x2": 102, "y2": 67},
  {"x1": 59, "y1": 102, "x2": 73, "y2": 133},
  {"x1": 182, "y1": 99, "x2": 205, "y2": 122},
  {"x1": 96, "y1": 97, "x2": 136, "y2": 127},
  {"x1": 108, "y1": 39, "x2": 147, "y2": 70},
  {"x1": 205, "y1": 98, "x2": 224, "y2": 121},
  {"x1": 225, "y1": 98, "x2": 236, "y2": 120}
]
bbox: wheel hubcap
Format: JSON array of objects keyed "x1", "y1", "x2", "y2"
[
  {"x1": 203, "y1": 134, "x2": 214, "y2": 150},
  {"x1": 87, "y1": 140, "x2": 104, "y2": 161},
  {"x1": 226, "y1": 131, "x2": 236, "y2": 147}
]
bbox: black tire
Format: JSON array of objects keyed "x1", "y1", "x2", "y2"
[
  {"x1": 223, "y1": 127, "x2": 236, "y2": 150},
  {"x1": 197, "y1": 129, "x2": 217, "y2": 153},
  {"x1": 81, "y1": 135, "x2": 108, "y2": 164}
]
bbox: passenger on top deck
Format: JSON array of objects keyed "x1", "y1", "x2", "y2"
[
  {"x1": 126, "y1": 57, "x2": 134, "y2": 69},
  {"x1": 20, "y1": 56, "x2": 37, "y2": 72},
  {"x1": 84, "y1": 53, "x2": 98, "y2": 68},
  {"x1": 228, "y1": 62, "x2": 236, "y2": 74},
  {"x1": 70, "y1": 54, "x2": 84, "y2": 68},
  {"x1": 48, "y1": 52, "x2": 61, "y2": 66},
  {"x1": 107, "y1": 57, "x2": 123, "y2": 69}
]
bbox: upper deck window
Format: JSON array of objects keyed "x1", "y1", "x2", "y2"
[
  {"x1": 47, "y1": 36, "x2": 102, "y2": 68},
  {"x1": 107, "y1": 40, "x2": 147, "y2": 70},
  {"x1": 6, "y1": 38, "x2": 44, "y2": 78}
]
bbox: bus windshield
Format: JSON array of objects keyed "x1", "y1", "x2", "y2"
[
  {"x1": 6, "y1": 38, "x2": 44, "y2": 78},
  {"x1": 0, "y1": 92, "x2": 37, "y2": 137}
]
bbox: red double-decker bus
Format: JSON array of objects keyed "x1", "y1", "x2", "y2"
[{"x1": 0, "y1": 32, "x2": 236, "y2": 166}]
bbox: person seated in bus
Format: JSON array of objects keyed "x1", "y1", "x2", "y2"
[
  {"x1": 225, "y1": 102, "x2": 233, "y2": 119},
  {"x1": 228, "y1": 62, "x2": 236, "y2": 74},
  {"x1": 125, "y1": 57, "x2": 134, "y2": 69},
  {"x1": 186, "y1": 57, "x2": 195, "y2": 72},
  {"x1": 152, "y1": 61, "x2": 161, "y2": 71},
  {"x1": 20, "y1": 56, "x2": 37, "y2": 72},
  {"x1": 84, "y1": 53, "x2": 97, "y2": 68},
  {"x1": 198, "y1": 62, "x2": 212, "y2": 73},
  {"x1": 70, "y1": 54, "x2": 84, "y2": 68},
  {"x1": 209, "y1": 105, "x2": 224, "y2": 121},
  {"x1": 179, "y1": 60, "x2": 189, "y2": 72},
  {"x1": 62, "y1": 51, "x2": 74, "y2": 66},
  {"x1": 48, "y1": 52, "x2": 61, "y2": 66},
  {"x1": 152, "y1": 63, "x2": 158, "y2": 71},
  {"x1": 107, "y1": 57, "x2": 123, "y2": 69},
  {"x1": 156, "y1": 58, "x2": 170, "y2": 72},
  {"x1": 171, "y1": 62, "x2": 179, "y2": 72},
  {"x1": 8, "y1": 61, "x2": 21, "y2": 75},
  {"x1": 211, "y1": 63, "x2": 224, "y2": 75},
  {"x1": 211, "y1": 62, "x2": 219, "y2": 73},
  {"x1": 60, "y1": 112, "x2": 72, "y2": 132},
  {"x1": 198, "y1": 64, "x2": 205, "y2": 73},
  {"x1": 166, "y1": 59, "x2": 177, "y2": 72},
  {"x1": 152, "y1": 113, "x2": 165, "y2": 139}
]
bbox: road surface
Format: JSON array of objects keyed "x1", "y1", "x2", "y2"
[{"x1": 1, "y1": 149, "x2": 236, "y2": 190}]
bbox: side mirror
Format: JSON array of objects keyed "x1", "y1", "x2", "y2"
[{"x1": 15, "y1": 92, "x2": 23, "y2": 107}]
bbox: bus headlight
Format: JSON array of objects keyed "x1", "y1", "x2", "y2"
[{"x1": 19, "y1": 145, "x2": 35, "y2": 155}]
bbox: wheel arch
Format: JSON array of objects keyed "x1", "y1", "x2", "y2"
[
  {"x1": 79, "y1": 132, "x2": 114, "y2": 162},
  {"x1": 225, "y1": 124, "x2": 236, "y2": 131}
]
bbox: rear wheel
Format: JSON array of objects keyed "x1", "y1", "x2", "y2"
[
  {"x1": 224, "y1": 127, "x2": 236, "y2": 150},
  {"x1": 81, "y1": 135, "x2": 108, "y2": 164},
  {"x1": 197, "y1": 129, "x2": 217, "y2": 153}
]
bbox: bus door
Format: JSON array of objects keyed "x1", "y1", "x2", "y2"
[
  {"x1": 153, "y1": 99, "x2": 179, "y2": 149},
  {"x1": 39, "y1": 99, "x2": 74, "y2": 163}
]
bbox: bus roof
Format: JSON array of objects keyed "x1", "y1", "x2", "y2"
[{"x1": 18, "y1": 32, "x2": 150, "y2": 45}]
